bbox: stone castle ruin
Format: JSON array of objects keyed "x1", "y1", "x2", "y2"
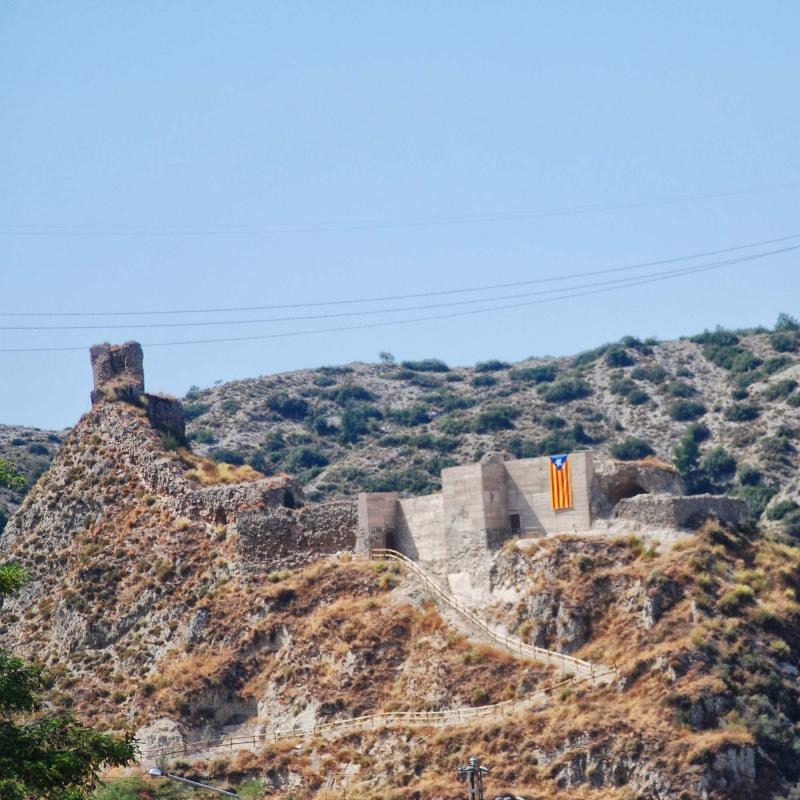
[
  {"x1": 89, "y1": 341, "x2": 748, "y2": 593},
  {"x1": 90, "y1": 341, "x2": 186, "y2": 444}
]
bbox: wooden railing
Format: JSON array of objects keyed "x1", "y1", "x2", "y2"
[
  {"x1": 140, "y1": 550, "x2": 615, "y2": 762},
  {"x1": 370, "y1": 548, "x2": 613, "y2": 682}
]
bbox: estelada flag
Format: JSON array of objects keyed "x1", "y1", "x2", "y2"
[{"x1": 549, "y1": 454, "x2": 573, "y2": 510}]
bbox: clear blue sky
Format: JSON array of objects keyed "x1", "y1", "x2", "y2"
[{"x1": 2, "y1": 2, "x2": 799, "y2": 429}]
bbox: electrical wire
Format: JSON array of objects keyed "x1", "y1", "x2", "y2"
[
  {"x1": 1, "y1": 246, "x2": 795, "y2": 331},
  {"x1": 0, "y1": 243, "x2": 793, "y2": 353},
  {"x1": 1, "y1": 179, "x2": 798, "y2": 237},
  {"x1": 2, "y1": 232, "x2": 798, "y2": 318}
]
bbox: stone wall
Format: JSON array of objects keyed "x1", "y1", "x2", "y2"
[
  {"x1": 356, "y1": 492, "x2": 398, "y2": 555},
  {"x1": 90, "y1": 341, "x2": 145, "y2": 405},
  {"x1": 397, "y1": 494, "x2": 446, "y2": 562},
  {"x1": 592, "y1": 458, "x2": 684, "y2": 518},
  {"x1": 236, "y1": 500, "x2": 358, "y2": 573},
  {"x1": 613, "y1": 493, "x2": 748, "y2": 530},
  {"x1": 505, "y1": 451, "x2": 593, "y2": 535}
]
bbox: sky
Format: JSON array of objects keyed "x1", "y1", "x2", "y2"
[{"x1": 2, "y1": 2, "x2": 799, "y2": 430}]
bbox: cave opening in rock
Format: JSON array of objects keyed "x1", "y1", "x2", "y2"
[{"x1": 607, "y1": 477, "x2": 648, "y2": 507}]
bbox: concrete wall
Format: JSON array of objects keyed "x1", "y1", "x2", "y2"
[
  {"x1": 397, "y1": 494, "x2": 446, "y2": 562},
  {"x1": 355, "y1": 492, "x2": 398, "y2": 555},
  {"x1": 505, "y1": 451, "x2": 593, "y2": 535}
]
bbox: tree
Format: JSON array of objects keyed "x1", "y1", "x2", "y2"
[
  {"x1": 0, "y1": 462, "x2": 135, "y2": 799},
  {"x1": 378, "y1": 351, "x2": 395, "y2": 366},
  {"x1": 0, "y1": 461, "x2": 23, "y2": 491}
]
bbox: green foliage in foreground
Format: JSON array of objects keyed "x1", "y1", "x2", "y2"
[
  {"x1": 0, "y1": 563, "x2": 135, "y2": 800},
  {"x1": 0, "y1": 460, "x2": 23, "y2": 491}
]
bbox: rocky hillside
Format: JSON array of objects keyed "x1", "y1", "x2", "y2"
[
  {"x1": 182, "y1": 318, "x2": 800, "y2": 526},
  {"x1": 0, "y1": 424, "x2": 63, "y2": 532},
  {"x1": 4, "y1": 365, "x2": 800, "y2": 797}
]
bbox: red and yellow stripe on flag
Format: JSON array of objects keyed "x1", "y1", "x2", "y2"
[{"x1": 549, "y1": 454, "x2": 573, "y2": 510}]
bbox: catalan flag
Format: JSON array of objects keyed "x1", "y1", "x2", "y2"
[{"x1": 549, "y1": 454, "x2": 573, "y2": 510}]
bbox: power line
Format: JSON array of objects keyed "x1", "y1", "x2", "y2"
[
  {"x1": 2, "y1": 231, "x2": 798, "y2": 318},
  {"x1": 0, "y1": 244, "x2": 793, "y2": 353},
  {"x1": 1, "y1": 180, "x2": 798, "y2": 237},
  {"x1": 1, "y1": 247, "x2": 795, "y2": 331}
]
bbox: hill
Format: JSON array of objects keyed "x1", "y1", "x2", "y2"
[{"x1": 183, "y1": 318, "x2": 800, "y2": 527}]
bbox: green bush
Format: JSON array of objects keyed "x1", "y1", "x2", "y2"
[
  {"x1": 189, "y1": 428, "x2": 216, "y2": 444},
  {"x1": 211, "y1": 447, "x2": 247, "y2": 465},
  {"x1": 427, "y1": 391, "x2": 475, "y2": 413},
  {"x1": 539, "y1": 378, "x2": 592, "y2": 403},
  {"x1": 334, "y1": 384, "x2": 374, "y2": 404},
  {"x1": 731, "y1": 485, "x2": 777, "y2": 518},
  {"x1": 610, "y1": 437, "x2": 655, "y2": 461},
  {"x1": 766, "y1": 500, "x2": 800, "y2": 521},
  {"x1": 737, "y1": 464, "x2": 763, "y2": 486},
  {"x1": 183, "y1": 401, "x2": 211, "y2": 421},
  {"x1": 663, "y1": 380, "x2": 696, "y2": 398},
  {"x1": 605, "y1": 346, "x2": 635, "y2": 367},
  {"x1": 762, "y1": 379, "x2": 798, "y2": 401},
  {"x1": 783, "y1": 510, "x2": 800, "y2": 537},
  {"x1": 770, "y1": 331, "x2": 798, "y2": 353},
  {"x1": 669, "y1": 399, "x2": 707, "y2": 421},
  {"x1": 220, "y1": 398, "x2": 240, "y2": 414},
  {"x1": 400, "y1": 358, "x2": 450, "y2": 373},
  {"x1": 572, "y1": 344, "x2": 610, "y2": 368},
  {"x1": 631, "y1": 364, "x2": 668, "y2": 384},
  {"x1": 763, "y1": 355, "x2": 793, "y2": 375},
  {"x1": 627, "y1": 387, "x2": 650, "y2": 405},
  {"x1": 284, "y1": 446, "x2": 329, "y2": 471},
  {"x1": 339, "y1": 403, "x2": 380, "y2": 444},
  {"x1": 266, "y1": 392, "x2": 309, "y2": 420},
  {"x1": 541, "y1": 413, "x2": 566, "y2": 429},
  {"x1": 473, "y1": 405, "x2": 519, "y2": 433},
  {"x1": 701, "y1": 446, "x2": 737, "y2": 482},
  {"x1": 471, "y1": 374, "x2": 497, "y2": 387},
  {"x1": 610, "y1": 377, "x2": 637, "y2": 397},
  {"x1": 364, "y1": 468, "x2": 437, "y2": 494},
  {"x1": 724, "y1": 403, "x2": 761, "y2": 422},
  {"x1": 474, "y1": 359, "x2": 510, "y2": 372},
  {"x1": 509, "y1": 365, "x2": 557, "y2": 384},
  {"x1": 387, "y1": 403, "x2": 431, "y2": 427},
  {"x1": 729, "y1": 350, "x2": 763, "y2": 374},
  {"x1": 718, "y1": 583, "x2": 755, "y2": 614}
]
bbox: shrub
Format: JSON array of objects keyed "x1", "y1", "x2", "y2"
[
  {"x1": 284, "y1": 446, "x2": 329, "y2": 471},
  {"x1": 763, "y1": 355, "x2": 793, "y2": 375},
  {"x1": 471, "y1": 374, "x2": 497, "y2": 387},
  {"x1": 729, "y1": 350, "x2": 762, "y2": 374},
  {"x1": 182, "y1": 401, "x2": 211, "y2": 421},
  {"x1": 610, "y1": 437, "x2": 655, "y2": 461},
  {"x1": 737, "y1": 464, "x2": 763, "y2": 486},
  {"x1": 266, "y1": 392, "x2": 309, "y2": 420},
  {"x1": 572, "y1": 344, "x2": 610, "y2": 367},
  {"x1": 770, "y1": 331, "x2": 798, "y2": 352},
  {"x1": 387, "y1": 403, "x2": 430, "y2": 427},
  {"x1": 473, "y1": 405, "x2": 519, "y2": 433},
  {"x1": 767, "y1": 500, "x2": 800, "y2": 521},
  {"x1": 509, "y1": 365, "x2": 557, "y2": 384},
  {"x1": 335, "y1": 384, "x2": 374, "y2": 404},
  {"x1": 724, "y1": 403, "x2": 761, "y2": 422},
  {"x1": 605, "y1": 346, "x2": 635, "y2": 367},
  {"x1": 663, "y1": 380, "x2": 696, "y2": 398},
  {"x1": 27, "y1": 443, "x2": 48, "y2": 455},
  {"x1": 474, "y1": 359, "x2": 510, "y2": 372},
  {"x1": 159, "y1": 430, "x2": 181, "y2": 452},
  {"x1": 762, "y1": 379, "x2": 798, "y2": 401},
  {"x1": 364, "y1": 468, "x2": 437, "y2": 494},
  {"x1": 400, "y1": 358, "x2": 450, "y2": 373},
  {"x1": 669, "y1": 399, "x2": 707, "y2": 421},
  {"x1": 189, "y1": 428, "x2": 216, "y2": 444},
  {"x1": 783, "y1": 510, "x2": 800, "y2": 537},
  {"x1": 731, "y1": 485, "x2": 777, "y2": 518},
  {"x1": 627, "y1": 387, "x2": 650, "y2": 405},
  {"x1": 539, "y1": 378, "x2": 592, "y2": 403},
  {"x1": 691, "y1": 328, "x2": 740, "y2": 348},
  {"x1": 339, "y1": 403, "x2": 380, "y2": 444},
  {"x1": 610, "y1": 377, "x2": 637, "y2": 397},
  {"x1": 220, "y1": 398, "x2": 240, "y2": 414},
  {"x1": 718, "y1": 583, "x2": 755, "y2": 614},
  {"x1": 541, "y1": 414, "x2": 566, "y2": 430},
  {"x1": 701, "y1": 447, "x2": 736, "y2": 482},
  {"x1": 211, "y1": 447, "x2": 247, "y2": 465},
  {"x1": 631, "y1": 364, "x2": 668, "y2": 384}
]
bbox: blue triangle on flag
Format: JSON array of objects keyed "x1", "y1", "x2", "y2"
[{"x1": 550, "y1": 454, "x2": 568, "y2": 470}]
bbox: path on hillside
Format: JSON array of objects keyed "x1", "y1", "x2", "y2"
[{"x1": 140, "y1": 552, "x2": 615, "y2": 763}]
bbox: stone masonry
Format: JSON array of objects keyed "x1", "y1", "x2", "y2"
[
  {"x1": 90, "y1": 341, "x2": 186, "y2": 443},
  {"x1": 613, "y1": 493, "x2": 748, "y2": 530}
]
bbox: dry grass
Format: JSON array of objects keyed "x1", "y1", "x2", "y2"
[{"x1": 180, "y1": 449, "x2": 264, "y2": 484}]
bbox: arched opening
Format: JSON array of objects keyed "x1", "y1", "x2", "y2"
[
  {"x1": 385, "y1": 530, "x2": 397, "y2": 551},
  {"x1": 282, "y1": 489, "x2": 296, "y2": 509},
  {"x1": 607, "y1": 477, "x2": 648, "y2": 508}
]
